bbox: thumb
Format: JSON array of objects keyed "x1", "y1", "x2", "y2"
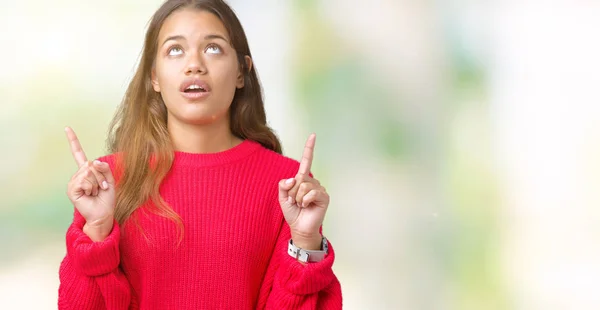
[
  {"x1": 94, "y1": 161, "x2": 115, "y2": 185},
  {"x1": 278, "y1": 178, "x2": 295, "y2": 203}
]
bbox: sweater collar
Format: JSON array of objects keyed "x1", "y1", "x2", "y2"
[{"x1": 172, "y1": 139, "x2": 261, "y2": 167}]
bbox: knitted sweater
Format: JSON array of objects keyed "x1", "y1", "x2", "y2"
[{"x1": 58, "y1": 139, "x2": 342, "y2": 309}]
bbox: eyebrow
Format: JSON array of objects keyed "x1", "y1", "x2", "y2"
[{"x1": 161, "y1": 34, "x2": 229, "y2": 47}]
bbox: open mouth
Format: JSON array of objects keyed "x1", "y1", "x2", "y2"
[
  {"x1": 179, "y1": 79, "x2": 211, "y2": 101},
  {"x1": 184, "y1": 85, "x2": 207, "y2": 93}
]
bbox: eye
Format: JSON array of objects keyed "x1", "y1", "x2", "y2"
[
  {"x1": 168, "y1": 46, "x2": 183, "y2": 56},
  {"x1": 205, "y1": 44, "x2": 222, "y2": 55}
]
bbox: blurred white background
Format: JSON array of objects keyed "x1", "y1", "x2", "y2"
[{"x1": 1, "y1": 0, "x2": 599, "y2": 309}]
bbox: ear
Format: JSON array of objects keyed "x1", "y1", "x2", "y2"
[
  {"x1": 236, "y1": 55, "x2": 252, "y2": 89},
  {"x1": 151, "y1": 67, "x2": 161, "y2": 92}
]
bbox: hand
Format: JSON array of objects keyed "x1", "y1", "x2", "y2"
[
  {"x1": 65, "y1": 127, "x2": 116, "y2": 241},
  {"x1": 278, "y1": 134, "x2": 330, "y2": 250}
]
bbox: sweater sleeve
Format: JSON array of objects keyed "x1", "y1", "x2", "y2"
[
  {"x1": 256, "y1": 220, "x2": 343, "y2": 309},
  {"x1": 58, "y1": 209, "x2": 131, "y2": 310}
]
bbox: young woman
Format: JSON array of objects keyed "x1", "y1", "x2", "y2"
[{"x1": 57, "y1": 0, "x2": 342, "y2": 309}]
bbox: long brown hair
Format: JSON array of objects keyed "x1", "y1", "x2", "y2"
[{"x1": 106, "y1": 0, "x2": 281, "y2": 236}]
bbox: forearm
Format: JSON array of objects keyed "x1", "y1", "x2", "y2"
[
  {"x1": 60, "y1": 211, "x2": 131, "y2": 309},
  {"x1": 262, "y1": 241, "x2": 341, "y2": 309},
  {"x1": 258, "y1": 221, "x2": 342, "y2": 309}
]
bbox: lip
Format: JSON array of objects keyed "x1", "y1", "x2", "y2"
[
  {"x1": 181, "y1": 91, "x2": 211, "y2": 101},
  {"x1": 179, "y1": 77, "x2": 211, "y2": 101}
]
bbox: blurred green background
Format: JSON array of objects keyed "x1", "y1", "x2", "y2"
[{"x1": 1, "y1": 0, "x2": 600, "y2": 309}]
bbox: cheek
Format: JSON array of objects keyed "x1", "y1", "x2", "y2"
[
  {"x1": 154, "y1": 64, "x2": 182, "y2": 111},
  {"x1": 213, "y1": 62, "x2": 241, "y2": 91},
  {"x1": 156, "y1": 59, "x2": 182, "y2": 89}
]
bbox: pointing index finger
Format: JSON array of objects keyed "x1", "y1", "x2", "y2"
[
  {"x1": 298, "y1": 133, "x2": 316, "y2": 175},
  {"x1": 65, "y1": 127, "x2": 88, "y2": 168}
]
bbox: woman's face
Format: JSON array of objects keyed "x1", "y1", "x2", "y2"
[{"x1": 151, "y1": 8, "x2": 245, "y2": 126}]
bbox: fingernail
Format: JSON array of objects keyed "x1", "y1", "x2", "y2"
[
  {"x1": 285, "y1": 178, "x2": 294, "y2": 184},
  {"x1": 102, "y1": 181, "x2": 108, "y2": 190},
  {"x1": 93, "y1": 160, "x2": 101, "y2": 165}
]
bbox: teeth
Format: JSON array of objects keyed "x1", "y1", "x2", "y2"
[{"x1": 186, "y1": 84, "x2": 204, "y2": 91}]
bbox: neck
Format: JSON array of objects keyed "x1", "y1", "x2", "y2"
[{"x1": 168, "y1": 115, "x2": 242, "y2": 154}]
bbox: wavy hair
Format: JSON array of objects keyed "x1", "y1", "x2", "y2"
[{"x1": 106, "y1": 0, "x2": 281, "y2": 239}]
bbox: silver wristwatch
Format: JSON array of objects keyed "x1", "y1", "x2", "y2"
[{"x1": 287, "y1": 237, "x2": 328, "y2": 263}]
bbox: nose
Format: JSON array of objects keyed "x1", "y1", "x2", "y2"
[{"x1": 185, "y1": 52, "x2": 207, "y2": 75}]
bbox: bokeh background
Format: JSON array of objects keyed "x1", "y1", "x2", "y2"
[{"x1": 1, "y1": 0, "x2": 600, "y2": 309}]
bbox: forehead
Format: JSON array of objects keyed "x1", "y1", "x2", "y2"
[{"x1": 158, "y1": 8, "x2": 230, "y2": 42}]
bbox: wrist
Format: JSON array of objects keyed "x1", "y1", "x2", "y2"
[
  {"x1": 291, "y1": 232, "x2": 322, "y2": 251},
  {"x1": 83, "y1": 218, "x2": 114, "y2": 242},
  {"x1": 288, "y1": 236, "x2": 329, "y2": 263}
]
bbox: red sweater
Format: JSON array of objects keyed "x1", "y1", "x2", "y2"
[{"x1": 58, "y1": 140, "x2": 342, "y2": 309}]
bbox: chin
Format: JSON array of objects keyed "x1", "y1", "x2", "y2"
[
  {"x1": 180, "y1": 115, "x2": 217, "y2": 125},
  {"x1": 179, "y1": 111, "x2": 226, "y2": 125},
  {"x1": 166, "y1": 99, "x2": 230, "y2": 124}
]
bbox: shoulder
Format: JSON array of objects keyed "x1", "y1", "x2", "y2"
[
  {"x1": 95, "y1": 152, "x2": 122, "y2": 167},
  {"x1": 95, "y1": 152, "x2": 124, "y2": 181},
  {"x1": 96, "y1": 153, "x2": 117, "y2": 165},
  {"x1": 251, "y1": 141, "x2": 300, "y2": 178}
]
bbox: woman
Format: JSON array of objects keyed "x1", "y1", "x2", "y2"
[{"x1": 58, "y1": 0, "x2": 342, "y2": 309}]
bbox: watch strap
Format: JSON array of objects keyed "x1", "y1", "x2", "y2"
[{"x1": 287, "y1": 237, "x2": 328, "y2": 263}]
